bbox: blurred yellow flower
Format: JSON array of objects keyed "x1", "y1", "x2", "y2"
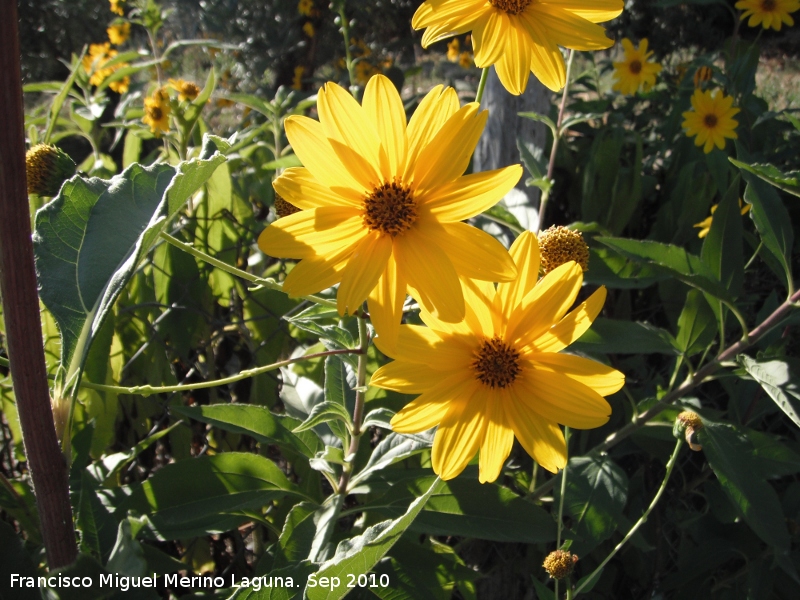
[
  {"x1": 142, "y1": 88, "x2": 171, "y2": 136},
  {"x1": 292, "y1": 66, "x2": 305, "y2": 90},
  {"x1": 412, "y1": 0, "x2": 623, "y2": 94},
  {"x1": 459, "y1": 51, "x2": 474, "y2": 69},
  {"x1": 354, "y1": 60, "x2": 380, "y2": 85},
  {"x1": 447, "y1": 38, "x2": 461, "y2": 62},
  {"x1": 82, "y1": 42, "x2": 129, "y2": 92},
  {"x1": 693, "y1": 65, "x2": 712, "y2": 88},
  {"x1": 694, "y1": 201, "x2": 751, "y2": 238},
  {"x1": 371, "y1": 232, "x2": 622, "y2": 481},
  {"x1": 298, "y1": 0, "x2": 315, "y2": 17},
  {"x1": 107, "y1": 22, "x2": 130, "y2": 45},
  {"x1": 168, "y1": 78, "x2": 200, "y2": 101},
  {"x1": 612, "y1": 38, "x2": 662, "y2": 95},
  {"x1": 682, "y1": 89, "x2": 740, "y2": 154},
  {"x1": 109, "y1": 0, "x2": 124, "y2": 15},
  {"x1": 258, "y1": 75, "x2": 521, "y2": 345},
  {"x1": 735, "y1": 0, "x2": 799, "y2": 30},
  {"x1": 303, "y1": 22, "x2": 315, "y2": 38}
]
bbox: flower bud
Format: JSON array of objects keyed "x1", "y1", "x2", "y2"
[
  {"x1": 26, "y1": 144, "x2": 76, "y2": 197},
  {"x1": 538, "y1": 226, "x2": 589, "y2": 274},
  {"x1": 693, "y1": 66, "x2": 712, "y2": 88},
  {"x1": 674, "y1": 410, "x2": 704, "y2": 451}
]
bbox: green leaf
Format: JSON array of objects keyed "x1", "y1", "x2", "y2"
[
  {"x1": 516, "y1": 136, "x2": 547, "y2": 180},
  {"x1": 45, "y1": 52, "x2": 85, "y2": 144},
  {"x1": 293, "y1": 401, "x2": 353, "y2": 436},
  {"x1": 0, "y1": 521, "x2": 41, "y2": 600},
  {"x1": 172, "y1": 404, "x2": 321, "y2": 458},
  {"x1": 675, "y1": 290, "x2": 717, "y2": 356},
  {"x1": 481, "y1": 203, "x2": 525, "y2": 233},
  {"x1": 699, "y1": 422, "x2": 791, "y2": 552},
  {"x1": 33, "y1": 135, "x2": 226, "y2": 394},
  {"x1": 118, "y1": 453, "x2": 308, "y2": 540},
  {"x1": 271, "y1": 502, "x2": 320, "y2": 569},
  {"x1": 261, "y1": 155, "x2": 303, "y2": 171},
  {"x1": 350, "y1": 431, "x2": 434, "y2": 486},
  {"x1": 518, "y1": 111, "x2": 557, "y2": 137},
  {"x1": 323, "y1": 355, "x2": 356, "y2": 443},
  {"x1": 595, "y1": 237, "x2": 737, "y2": 305},
  {"x1": 738, "y1": 356, "x2": 800, "y2": 430},
  {"x1": 305, "y1": 478, "x2": 444, "y2": 600},
  {"x1": 701, "y1": 177, "x2": 745, "y2": 298},
  {"x1": 571, "y1": 318, "x2": 678, "y2": 355},
  {"x1": 228, "y1": 562, "x2": 315, "y2": 600},
  {"x1": 555, "y1": 455, "x2": 629, "y2": 555},
  {"x1": 729, "y1": 158, "x2": 800, "y2": 198},
  {"x1": 738, "y1": 168, "x2": 795, "y2": 289}
]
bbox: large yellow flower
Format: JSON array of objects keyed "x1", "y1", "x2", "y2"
[
  {"x1": 735, "y1": 0, "x2": 799, "y2": 30},
  {"x1": 371, "y1": 232, "x2": 624, "y2": 482},
  {"x1": 682, "y1": 89, "x2": 740, "y2": 154},
  {"x1": 258, "y1": 75, "x2": 521, "y2": 346},
  {"x1": 612, "y1": 38, "x2": 662, "y2": 95},
  {"x1": 412, "y1": 0, "x2": 623, "y2": 94}
]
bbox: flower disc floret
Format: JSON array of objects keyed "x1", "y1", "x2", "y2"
[
  {"x1": 538, "y1": 226, "x2": 589, "y2": 273},
  {"x1": 472, "y1": 337, "x2": 521, "y2": 388},
  {"x1": 543, "y1": 550, "x2": 576, "y2": 580},
  {"x1": 362, "y1": 181, "x2": 418, "y2": 236},
  {"x1": 489, "y1": 0, "x2": 532, "y2": 15}
]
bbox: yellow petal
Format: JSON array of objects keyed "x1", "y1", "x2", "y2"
[
  {"x1": 368, "y1": 252, "x2": 406, "y2": 353},
  {"x1": 416, "y1": 1, "x2": 488, "y2": 46},
  {"x1": 558, "y1": 0, "x2": 624, "y2": 23},
  {"x1": 438, "y1": 222, "x2": 517, "y2": 282},
  {"x1": 515, "y1": 368, "x2": 612, "y2": 429},
  {"x1": 518, "y1": 14, "x2": 567, "y2": 92},
  {"x1": 374, "y1": 324, "x2": 472, "y2": 371},
  {"x1": 479, "y1": 389, "x2": 514, "y2": 483},
  {"x1": 395, "y1": 231, "x2": 465, "y2": 323},
  {"x1": 273, "y1": 167, "x2": 362, "y2": 209},
  {"x1": 431, "y1": 386, "x2": 487, "y2": 480},
  {"x1": 284, "y1": 115, "x2": 364, "y2": 192},
  {"x1": 530, "y1": 286, "x2": 607, "y2": 353},
  {"x1": 257, "y1": 207, "x2": 364, "y2": 259},
  {"x1": 405, "y1": 86, "x2": 461, "y2": 179},
  {"x1": 362, "y1": 75, "x2": 408, "y2": 180},
  {"x1": 497, "y1": 231, "x2": 541, "y2": 316},
  {"x1": 505, "y1": 389, "x2": 567, "y2": 473},
  {"x1": 493, "y1": 19, "x2": 532, "y2": 95},
  {"x1": 422, "y1": 165, "x2": 523, "y2": 221},
  {"x1": 337, "y1": 232, "x2": 392, "y2": 317},
  {"x1": 532, "y1": 4, "x2": 615, "y2": 51},
  {"x1": 281, "y1": 242, "x2": 355, "y2": 297},
  {"x1": 473, "y1": 10, "x2": 508, "y2": 68},
  {"x1": 371, "y1": 360, "x2": 445, "y2": 394},
  {"x1": 532, "y1": 352, "x2": 624, "y2": 396},
  {"x1": 461, "y1": 277, "x2": 498, "y2": 338},
  {"x1": 391, "y1": 374, "x2": 476, "y2": 434},
  {"x1": 506, "y1": 261, "x2": 583, "y2": 345}
]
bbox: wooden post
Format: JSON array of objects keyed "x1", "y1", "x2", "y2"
[{"x1": 0, "y1": 0, "x2": 78, "y2": 569}]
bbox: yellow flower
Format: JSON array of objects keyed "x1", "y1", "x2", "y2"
[
  {"x1": 412, "y1": 0, "x2": 623, "y2": 94},
  {"x1": 447, "y1": 38, "x2": 461, "y2": 62},
  {"x1": 612, "y1": 38, "x2": 662, "y2": 95},
  {"x1": 693, "y1": 65, "x2": 712, "y2": 88},
  {"x1": 82, "y1": 42, "x2": 129, "y2": 91},
  {"x1": 258, "y1": 75, "x2": 521, "y2": 345},
  {"x1": 142, "y1": 88, "x2": 171, "y2": 136},
  {"x1": 108, "y1": 76, "x2": 130, "y2": 94},
  {"x1": 292, "y1": 66, "x2": 305, "y2": 90},
  {"x1": 107, "y1": 22, "x2": 130, "y2": 45},
  {"x1": 168, "y1": 78, "x2": 201, "y2": 101},
  {"x1": 354, "y1": 60, "x2": 380, "y2": 86},
  {"x1": 694, "y1": 200, "x2": 751, "y2": 238},
  {"x1": 371, "y1": 232, "x2": 623, "y2": 481},
  {"x1": 109, "y1": 0, "x2": 124, "y2": 15},
  {"x1": 682, "y1": 89, "x2": 740, "y2": 154},
  {"x1": 735, "y1": 0, "x2": 799, "y2": 30},
  {"x1": 298, "y1": 0, "x2": 315, "y2": 16},
  {"x1": 459, "y1": 51, "x2": 474, "y2": 69},
  {"x1": 303, "y1": 21, "x2": 316, "y2": 38}
]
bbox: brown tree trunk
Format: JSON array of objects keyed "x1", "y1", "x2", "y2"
[
  {"x1": 0, "y1": 0, "x2": 78, "y2": 569},
  {"x1": 474, "y1": 67, "x2": 551, "y2": 231}
]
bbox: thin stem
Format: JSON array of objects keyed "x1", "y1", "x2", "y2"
[
  {"x1": 338, "y1": 4, "x2": 356, "y2": 93},
  {"x1": 475, "y1": 67, "x2": 490, "y2": 105},
  {"x1": 531, "y1": 288, "x2": 800, "y2": 501},
  {"x1": 339, "y1": 314, "x2": 370, "y2": 493},
  {"x1": 75, "y1": 348, "x2": 360, "y2": 396},
  {"x1": 538, "y1": 49, "x2": 575, "y2": 234},
  {"x1": 744, "y1": 241, "x2": 763, "y2": 271},
  {"x1": 573, "y1": 439, "x2": 683, "y2": 597},
  {"x1": 556, "y1": 427, "x2": 570, "y2": 549}
]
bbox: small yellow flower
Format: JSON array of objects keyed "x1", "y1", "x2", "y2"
[
  {"x1": 258, "y1": 75, "x2": 523, "y2": 346},
  {"x1": 108, "y1": 76, "x2": 130, "y2": 94},
  {"x1": 735, "y1": 0, "x2": 799, "y2": 30},
  {"x1": 694, "y1": 200, "x2": 751, "y2": 238},
  {"x1": 693, "y1": 65, "x2": 713, "y2": 88},
  {"x1": 109, "y1": 0, "x2": 124, "y2": 15},
  {"x1": 682, "y1": 89, "x2": 740, "y2": 154},
  {"x1": 371, "y1": 231, "x2": 622, "y2": 481},
  {"x1": 142, "y1": 88, "x2": 171, "y2": 136},
  {"x1": 413, "y1": 0, "x2": 623, "y2": 94},
  {"x1": 168, "y1": 78, "x2": 201, "y2": 101},
  {"x1": 612, "y1": 38, "x2": 662, "y2": 95},
  {"x1": 447, "y1": 38, "x2": 461, "y2": 62},
  {"x1": 292, "y1": 66, "x2": 305, "y2": 90},
  {"x1": 298, "y1": 0, "x2": 315, "y2": 17},
  {"x1": 354, "y1": 60, "x2": 380, "y2": 86},
  {"x1": 82, "y1": 42, "x2": 129, "y2": 91},
  {"x1": 107, "y1": 22, "x2": 130, "y2": 45},
  {"x1": 459, "y1": 51, "x2": 474, "y2": 69},
  {"x1": 303, "y1": 21, "x2": 316, "y2": 38}
]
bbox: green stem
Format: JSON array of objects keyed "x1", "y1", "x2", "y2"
[
  {"x1": 573, "y1": 439, "x2": 683, "y2": 597},
  {"x1": 556, "y1": 427, "x2": 570, "y2": 550},
  {"x1": 538, "y1": 49, "x2": 575, "y2": 234},
  {"x1": 338, "y1": 4, "x2": 356, "y2": 93},
  {"x1": 339, "y1": 314, "x2": 370, "y2": 493},
  {"x1": 475, "y1": 67, "x2": 490, "y2": 105}
]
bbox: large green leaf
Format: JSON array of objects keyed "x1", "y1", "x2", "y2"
[
  {"x1": 729, "y1": 158, "x2": 800, "y2": 198},
  {"x1": 171, "y1": 404, "x2": 321, "y2": 458},
  {"x1": 305, "y1": 478, "x2": 443, "y2": 600},
  {"x1": 117, "y1": 453, "x2": 308, "y2": 540},
  {"x1": 675, "y1": 290, "x2": 717, "y2": 356},
  {"x1": 350, "y1": 431, "x2": 434, "y2": 486},
  {"x1": 701, "y1": 177, "x2": 745, "y2": 298},
  {"x1": 738, "y1": 356, "x2": 800, "y2": 430},
  {"x1": 571, "y1": 318, "x2": 678, "y2": 355},
  {"x1": 33, "y1": 135, "x2": 227, "y2": 394}
]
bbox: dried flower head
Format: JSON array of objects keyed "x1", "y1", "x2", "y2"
[
  {"x1": 543, "y1": 550, "x2": 577, "y2": 580},
  {"x1": 25, "y1": 144, "x2": 76, "y2": 197},
  {"x1": 675, "y1": 410, "x2": 704, "y2": 451},
  {"x1": 538, "y1": 226, "x2": 590, "y2": 274}
]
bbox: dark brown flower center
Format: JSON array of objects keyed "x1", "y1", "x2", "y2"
[
  {"x1": 704, "y1": 113, "x2": 718, "y2": 128},
  {"x1": 471, "y1": 336, "x2": 521, "y2": 389},
  {"x1": 489, "y1": 0, "x2": 532, "y2": 15},
  {"x1": 629, "y1": 60, "x2": 642, "y2": 75},
  {"x1": 762, "y1": 0, "x2": 776, "y2": 10},
  {"x1": 361, "y1": 180, "x2": 417, "y2": 236},
  {"x1": 149, "y1": 106, "x2": 163, "y2": 120}
]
